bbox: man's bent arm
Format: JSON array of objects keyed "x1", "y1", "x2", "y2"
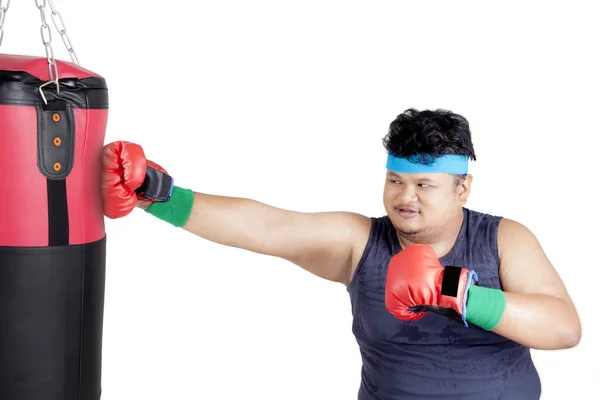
[{"x1": 483, "y1": 219, "x2": 581, "y2": 350}]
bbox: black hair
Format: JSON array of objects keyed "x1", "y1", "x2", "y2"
[{"x1": 382, "y1": 108, "x2": 476, "y2": 184}]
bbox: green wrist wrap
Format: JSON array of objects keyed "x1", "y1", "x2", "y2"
[
  {"x1": 145, "y1": 186, "x2": 194, "y2": 227},
  {"x1": 465, "y1": 284, "x2": 506, "y2": 331}
]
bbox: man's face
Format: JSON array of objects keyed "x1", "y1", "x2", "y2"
[{"x1": 383, "y1": 170, "x2": 471, "y2": 242}]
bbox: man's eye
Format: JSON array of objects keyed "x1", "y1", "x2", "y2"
[{"x1": 418, "y1": 184, "x2": 431, "y2": 188}]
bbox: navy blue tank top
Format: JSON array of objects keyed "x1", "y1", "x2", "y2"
[{"x1": 347, "y1": 207, "x2": 541, "y2": 399}]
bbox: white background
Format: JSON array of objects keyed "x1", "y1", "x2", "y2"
[{"x1": 2, "y1": 1, "x2": 599, "y2": 399}]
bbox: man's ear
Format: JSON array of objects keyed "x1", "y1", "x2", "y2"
[{"x1": 456, "y1": 174, "x2": 472, "y2": 205}]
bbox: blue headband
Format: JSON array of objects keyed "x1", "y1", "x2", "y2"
[{"x1": 386, "y1": 153, "x2": 469, "y2": 174}]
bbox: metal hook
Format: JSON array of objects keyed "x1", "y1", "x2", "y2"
[{"x1": 38, "y1": 78, "x2": 59, "y2": 105}]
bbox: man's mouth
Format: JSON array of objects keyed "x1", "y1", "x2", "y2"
[{"x1": 395, "y1": 207, "x2": 419, "y2": 218}]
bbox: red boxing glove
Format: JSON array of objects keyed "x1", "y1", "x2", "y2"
[
  {"x1": 102, "y1": 141, "x2": 173, "y2": 219},
  {"x1": 385, "y1": 244, "x2": 478, "y2": 327}
]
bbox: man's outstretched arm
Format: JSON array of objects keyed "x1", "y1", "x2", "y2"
[
  {"x1": 103, "y1": 140, "x2": 371, "y2": 286},
  {"x1": 176, "y1": 193, "x2": 371, "y2": 284}
]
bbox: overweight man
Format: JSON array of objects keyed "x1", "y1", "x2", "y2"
[{"x1": 102, "y1": 108, "x2": 581, "y2": 399}]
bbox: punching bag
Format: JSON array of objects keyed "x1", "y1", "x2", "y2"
[{"x1": 0, "y1": 54, "x2": 108, "y2": 400}]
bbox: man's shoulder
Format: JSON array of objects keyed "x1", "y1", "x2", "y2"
[
  {"x1": 335, "y1": 212, "x2": 394, "y2": 234},
  {"x1": 351, "y1": 213, "x2": 397, "y2": 241},
  {"x1": 334, "y1": 211, "x2": 374, "y2": 230},
  {"x1": 349, "y1": 213, "x2": 397, "y2": 254},
  {"x1": 343, "y1": 213, "x2": 392, "y2": 286},
  {"x1": 496, "y1": 218, "x2": 534, "y2": 246}
]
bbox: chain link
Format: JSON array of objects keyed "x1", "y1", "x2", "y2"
[{"x1": 0, "y1": 0, "x2": 10, "y2": 46}]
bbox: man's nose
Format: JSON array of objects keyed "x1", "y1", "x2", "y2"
[{"x1": 397, "y1": 185, "x2": 418, "y2": 204}]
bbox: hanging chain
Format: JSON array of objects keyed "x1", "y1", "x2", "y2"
[
  {"x1": 35, "y1": 0, "x2": 80, "y2": 103},
  {"x1": 36, "y1": 0, "x2": 59, "y2": 83},
  {"x1": 47, "y1": 0, "x2": 79, "y2": 65},
  {"x1": 0, "y1": 0, "x2": 10, "y2": 47},
  {"x1": 0, "y1": 0, "x2": 80, "y2": 103}
]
